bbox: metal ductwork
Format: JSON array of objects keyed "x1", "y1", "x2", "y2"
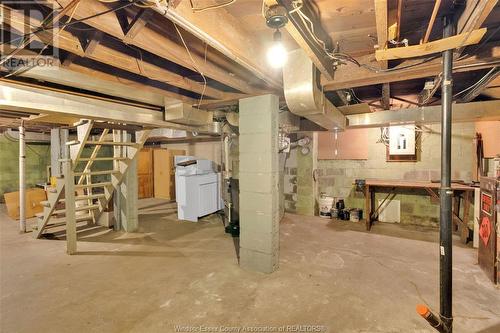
[
  {"x1": 283, "y1": 49, "x2": 346, "y2": 130},
  {"x1": 164, "y1": 101, "x2": 213, "y2": 126}
]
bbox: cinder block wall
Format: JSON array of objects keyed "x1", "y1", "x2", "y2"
[
  {"x1": 283, "y1": 148, "x2": 297, "y2": 213},
  {"x1": 316, "y1": 122, "x2": 475, "y2": 227},
  {"x1": 0, "y1": 134, "x2": 115, "y2": 199},
  {"x1": 0, "y1": 135, "x2": 51, "y2": 198}
]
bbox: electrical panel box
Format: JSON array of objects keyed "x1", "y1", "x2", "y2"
[{"x1": 389, "y1": 125, "x2": 416, "y2": 155}]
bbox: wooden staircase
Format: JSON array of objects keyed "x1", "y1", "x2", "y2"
[{"x1": 33, "y1": 120, "x2": 150, "y2": 245}]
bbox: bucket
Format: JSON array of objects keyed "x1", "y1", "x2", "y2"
[
  {"x1": 350, "y1": 209, "x2": 360, "y2": 222},
  {"x1": 319, "y1": 195, "x2": 334, "y2": 218}
]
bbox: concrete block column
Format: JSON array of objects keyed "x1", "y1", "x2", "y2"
[
  {"x1": 239, "y1": 94, "x2": 280, "y2": 273},
  {"x1": 113, "y1": 130, "x2": 139, "y2": 232}
]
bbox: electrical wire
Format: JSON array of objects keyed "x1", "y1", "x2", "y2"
[
  {"x1": 2, "y1": 1, "x2": 81, "y2": 78},
  {"x1": 188, "y1": 0, "x2": 236, "y2": 13},
  {"x1": 453, "y1": 66, "x2": 498, "y2": 98},
  {"x1": 173, "y1": 23, "x2": 207, "y2": 107},
  {"x1": 457, "y1": 24, "x2": 500, "y2": 61}
]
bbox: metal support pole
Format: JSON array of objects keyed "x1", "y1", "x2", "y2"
[
  {"x1": 439, "y1": 15, "x2": 454, "y2": 333},
  {"x1": 19, "y1": 121, "x2": 26, "y2": 233},
  {"x1": 63, "y1": 158, "x2": 77, "y2": 254}
]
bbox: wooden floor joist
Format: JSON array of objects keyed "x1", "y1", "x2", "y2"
[
  {"x1": 44, "y1": 0, "x2": 267, "y2": 95},
  {"x1": 376, "y1": 28, "x2": 487, "y2": 61}
]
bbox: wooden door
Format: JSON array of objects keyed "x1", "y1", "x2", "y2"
[
  {"x1": 138, "y1": 148, "x2": 153, "y2": 199},
  {"x1": 153, "y1": 149, "x2": 185, "y2": 200}
]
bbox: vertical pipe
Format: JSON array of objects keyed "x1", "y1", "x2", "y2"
[
  {"x1": 19, "y1": 121, "x2": 26, "y2": 233},
  {"x1": 63, "y1": 158, "x2": 77, "y2": 254},
  {"x1": 439, "y1": 15, "x2": 454, "y2": 333}
]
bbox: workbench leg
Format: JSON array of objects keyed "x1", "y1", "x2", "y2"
[
  {"x1": 365, "y1": 185, "x2": 371, "y2": 231},
  {"x1": 461, "y1": 191, "x2": 471, "y2": 243},
  {"x1": 452, "y1": 194, "x2": 460, "y2": 232}
]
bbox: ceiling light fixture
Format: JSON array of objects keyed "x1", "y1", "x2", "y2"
[
  {"x1": 265, "y1": 5, "x2": 288, "y2": 68},
  {"x1": 267, "y1": 29, "x2": 287, "y2": 68}
]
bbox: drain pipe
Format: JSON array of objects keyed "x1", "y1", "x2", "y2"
[
  {"x1": 438, "y1": 15, "x2": 454, "y2": 333},
  {"x1": 19, "y1": 121, "x2": 26, "y2": 233},
  {"x1": 417, "y1": 15, "x2": 454, "y2": 333}
]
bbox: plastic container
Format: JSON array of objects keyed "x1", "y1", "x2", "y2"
[
  {"x1": 350, "y1": 209, "x2": 360, "y2": 222},
  {"x1": 319, "y1": 194, "x2": 334, "y2": 218}
]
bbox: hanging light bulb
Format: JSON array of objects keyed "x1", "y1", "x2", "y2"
[{"x1": 267, "y1": 29, "x2": 287, "y2": 68}]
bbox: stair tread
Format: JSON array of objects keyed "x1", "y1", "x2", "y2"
[
  {"x1": 85, "y1": 141, "x2": 138, "y2": 146},
  {"x1": 52, "y1": 204, "x2": 100, "y2": 215},
  {"x1": 44, "y1": 215, "x2": 93, "y2": 227},
  {"x1": 41, "y1": 194, "x2": 105, "y2": 207},
  {"x1": 75, "y1": 182, "x2": 113, "y2": 188},
  {"x1": 77, "y1": 157, "x2": 127, "y2": 162},
  {"x1": 74, "y1": 170, "x2": 120, "y2": 176}
]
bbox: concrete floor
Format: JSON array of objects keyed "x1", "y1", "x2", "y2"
[{"x1": 1, "y1": 198, "x2": 499, "y2": 333}]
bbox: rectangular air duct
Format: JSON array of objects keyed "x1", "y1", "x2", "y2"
[
  {"x1": 283, "y1": 49, "x2": 346, "y2": 130},
  {"x1": 164, "y1": 101, "x2": 213, "y2": 126}
]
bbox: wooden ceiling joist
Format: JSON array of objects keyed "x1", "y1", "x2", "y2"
[
  {"x1": 2, "y1": 6, "x2": 233, "y2": 103},
  {"x1": 170, "y1": 1, "x2": 282, "y2": 89},
  {"x1": 323, "y1": 43, "x2": 500, "y2": 90},
  {"x1": 422, "y1": 0, "x2": 441, "y2": 44},
  {"x1": 417, "y1": 0, "x2": 498, "y2": 104},
  {"x1": 374, "y1": 0, "x2": 390, "y2": 109},
  {"x1": 376, "y1": 28, "x2": 487, "y2": 61},
  {"x1": 122, "y1": 8, "x2": 154, "y2": 43},
  {"x1": 458, "y1": 0, "x2": 498, "y2": 34},
  {"x1": 44, "y1": 0, "x2": 264, "y2": 95}
]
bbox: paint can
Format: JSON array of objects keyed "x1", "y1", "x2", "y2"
[
  {"x1": 350, "y1": 209, "x2": 360, "y2": 222},
  {"x1": 331, "y1": 208, "x2": 339, "y2": 219},
  {"x1": 319, "y1": 194, "x2": 334, "y2": 218}
]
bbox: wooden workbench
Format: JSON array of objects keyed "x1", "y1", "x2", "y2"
[{"x1": 364, "y1": 179, "x2": 475, "y2": 243}]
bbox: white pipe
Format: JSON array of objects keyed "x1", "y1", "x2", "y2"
[
  {"x1": 19, "y1": 122, "x2": 26, "y2": 233},
  {"x1": 224, "y1": 136, "x2": 231, "y2": 179}
]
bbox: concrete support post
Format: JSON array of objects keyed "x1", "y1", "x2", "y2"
[
  {"x1": 239, "y1": 94, "x2": 280, "y2": 273},
  {"x1": 50, "y1": 128, "x2": 69, "y2": 179},
  {"x1": 19, "y1": 122, "x2": 26, "y2": 233},
  {"x1": 120, "y1": 154, "x2": 138, "y2": 232},
  {"x1": 113, "y1": 130, "x2": 139, "y2": 232}
]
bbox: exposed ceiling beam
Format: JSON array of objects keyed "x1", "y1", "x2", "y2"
[
  {"x1": 388, "y1": 0, "x2": 402, "y2": 41},
  {"x1": 374, "y1": 0, "x2": 390, "y2": 109},
  {"x1": 2, "y1": 6, "x2": 231, "y2": 102},
  {"x1": 481, "y1": 75, "x2": 500, "y2": 98},
  {"x1": 0, "y1": 51, "x2": 165, "y2": 107},
  {"x1": 0, "y1": 80, "x2": 218, "y2": 133},
  {"x1": 43, "y1": 0, "x2": 265, "y2": 95},
  {"x1": 166, "y1": 1, "x2": 282, "y2": 90},
  {"x1": 322, "y1": 43, "x2": 500, "y2": 90},
  {"x1": 122, "y1": 8, "x2": 153, "y2": 43},
  {"x1": 417, "y1": 0, "x2": 497, "y2": 103},
  {"x1": 375, "y1": 28, "x2": 486, "y2": 61},
  {"x1": 422, "y1": 0, "x2": 441, "y2": 43},
  {"x1": 457, "y1": 0, "x2": 498, "y2": 34},
  {"x1": 347, "y1": 100, "x2": 500, "y2": 128},
  {"x1": 458, "y1": 66, "x2": 500, "y2": 102},
  {"x1": 264, "y1": 0, "x2": 335, "y2": 80}
]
